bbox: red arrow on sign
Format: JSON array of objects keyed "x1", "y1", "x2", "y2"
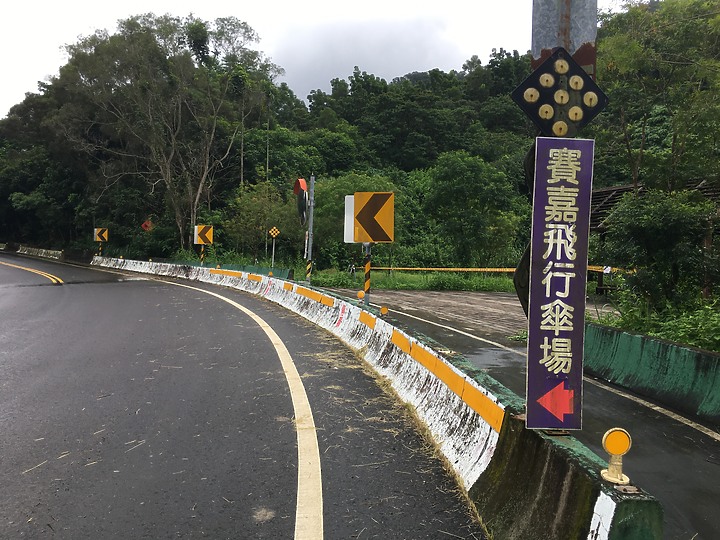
[{"x1": 537, "y1": 381, "x2": 574, "y2": 421}]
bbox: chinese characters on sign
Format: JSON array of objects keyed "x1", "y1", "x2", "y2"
[{"x1": 526, "y1": 137, "x2": 594, "y2": 430}]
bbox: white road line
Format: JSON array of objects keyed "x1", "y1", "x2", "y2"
[
  {"x1": 378, "y1": 303, "x2": 720, "y2": 443},
  {"x1": 162, "y1": 281, "x2": 323, "y2": 539},
  {"x1": 373, "y1": 303, "x2": 521, "y2": 354}
]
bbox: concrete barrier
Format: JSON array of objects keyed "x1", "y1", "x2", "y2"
[
  {"x1": 92, "y1": 257, "x2": 663, "y2": 539},
  {"x1": 585, "y1": 323, "x2": 720, "y2": 426},
  {"x1": 17, "y1": 245, "x2": 64, "y2": 260},
  {"x1": 471, "y1": 412, "x2": 663, "y2": 540}
]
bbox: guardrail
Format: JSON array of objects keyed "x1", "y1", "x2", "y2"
[{"x1": 371, "y1": 265, "x2": 624, "y2": 273}]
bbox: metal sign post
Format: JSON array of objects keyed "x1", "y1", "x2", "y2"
[
  {"x1": 510, "y1": 0, "x2": 607, "y2": 432},
  {"x1": 363, "y1": 242, "x2": 372, "y2": 306},
  {"x1": 307, "y1": 175, "x2": 315, "y2": 281},
  {"x1": 269, "y1": 227, "x2": 280, "y2": 268},
  {"x1": 94, "y1": 228, "x2": 108, "y2": 256},
  {"x1": 343, "y1": 192, "x2": 394, "y2": 304},
  {"x1": 295, "y1": 176, "x2": 316, "y2": 282},
  {"x1": 531, "y1": 0, "x2": 598, "y2": 75},
  {"x1": 194, "y1": 225, "x2": 214, "y2": 267},
  {"x1": 513, "y1": 1, "x2": 606, "y2": 317}
]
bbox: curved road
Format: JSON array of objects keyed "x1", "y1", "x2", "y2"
[{"x1": 0, "y1": 254, "x2": 487, "y2": 539}]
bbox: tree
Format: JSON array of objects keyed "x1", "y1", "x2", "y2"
[
  {"x1": 598, "y1": 190, "x2": 717, "y2": 312},
  {"x1": 424, "y1": 151, "x2": 527, "y2": 266},
  {"x1": 50, "y1": 14, "x2": 281, "y2": 248},
  {"x1": 595, "y1": 0, "x2": 720, "y2": 189},
  {"x1": 221, "y1": 182, "x2": 301, "y2": 262}
]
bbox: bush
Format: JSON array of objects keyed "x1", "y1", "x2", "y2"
[
  {"x1": 598, "y1": 190, "x2": 716, "y2": 312},
  {"x1": 651, "y1": 303, "x2": 720, "y2": 352}
]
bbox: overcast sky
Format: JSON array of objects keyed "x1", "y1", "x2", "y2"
[{"x1": 1, "y1": 0, "x2": 624, "y2": 118}]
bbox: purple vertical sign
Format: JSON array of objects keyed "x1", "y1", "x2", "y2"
[{"x1": 526, "y1": 137, "x2": 594, "y2": 430}]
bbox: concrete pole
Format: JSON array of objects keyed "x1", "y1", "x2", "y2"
[{"x1": 306, "y1": 174, "x2": 316, "y2": 282}]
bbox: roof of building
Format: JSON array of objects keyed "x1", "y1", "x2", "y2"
[{"x1": 590, "y1": 180, "x2": 720, "y2": 232}]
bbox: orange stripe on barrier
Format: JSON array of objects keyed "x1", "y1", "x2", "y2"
[
  {"x1": 391, "y1": 330, "x2": 411, "y2": 354},
  {"x1": 297, "y1": 286, "x2": 321, "y2": 302},
  {"x1": 433, "y1": 361, "x2": 466, "y2": 397},
  {"x1": 410, "y1": 343, "x2": 437, "y2": 372},
  {"x1": 408, "y1": 340, "x2": 504, "y2": 433},
  {"x1": 284, "y1": 283, "x2": 294, "y2": 291},
  {"x1": 462, "y1": 382, "x2": 505, "y2": 433},
  {"x1": 296, "y1": 286, "x2": 335, "y2": 307},
  {"x1": 248, "y1": 274, "x2": 263, "y2": 282},
  {"x1": 359, "y1": 311, "x2": 376, "y2": 329},
  {"x1": 210, "y1": 269, "x2": 244, "y2": 278}
]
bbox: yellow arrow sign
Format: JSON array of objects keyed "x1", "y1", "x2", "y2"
[
  {"x1": 94, "y1": 228, "x2": 109, "y2": 242},
  {"x1": 354, "y1": 192, "x2": 394, "y2": 243},
  {"x1": 194, "y1": 225, "x2": 214, "y2": 245}
]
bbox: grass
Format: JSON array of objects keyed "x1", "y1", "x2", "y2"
[{"x1": 312, "y1": 269, "x2": 516, "y2": 293}]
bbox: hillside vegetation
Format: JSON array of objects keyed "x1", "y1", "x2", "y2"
[{"x1": 0, "y1": 1, "x2": 718, "y2": 349}]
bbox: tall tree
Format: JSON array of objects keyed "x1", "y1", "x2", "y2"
[
  {"x1": 424, "y1": 151, "x2": 527, "y2": 266},
  {"x1": 50, "y1": 14, "x2": 281, "y2": 248},
  {"x1": 598, "y1": 189, "x2": 717, "y2": 312},
  {"x1": 595, "y1": 0, "x2": 720, "y2": 189}
]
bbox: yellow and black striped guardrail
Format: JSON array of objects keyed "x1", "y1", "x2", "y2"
[{"x1": 372, "y1": 266, "x2": 625, "y2": 273}]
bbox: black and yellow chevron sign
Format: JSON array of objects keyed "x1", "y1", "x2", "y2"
[
  {"x1": 354, "y1": 192, "x2": 394, "y2": 243},
  {"x1": 194, "y1": 225, "x2": 214, "y2": 245},
  {"x1": 94, "y1": 228, "x2": 109, "y2": 242}
]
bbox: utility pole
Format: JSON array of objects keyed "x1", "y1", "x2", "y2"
[{"x1": 306, "y1": 174, "x2": 315, "y2": 282}]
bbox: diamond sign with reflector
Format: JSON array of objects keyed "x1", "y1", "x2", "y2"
[{"x1": 511, "y1": 47, "x2": 608, "y2": 138}]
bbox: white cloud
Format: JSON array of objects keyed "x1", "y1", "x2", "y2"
[{"x1": 2, "y1": 0, "x2": 621, "y2": 116}]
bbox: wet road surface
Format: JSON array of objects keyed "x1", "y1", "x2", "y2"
[{"x1": 1, "y1": 254, "x2": 488, "y2": 539}]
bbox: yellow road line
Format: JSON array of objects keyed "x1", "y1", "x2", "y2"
[
  {"x1": 0, "y1": 260, "x2": 63, "y2": 284},
  {"x1": 159, "y1": 280, "x2": 324, "y2": 539}
]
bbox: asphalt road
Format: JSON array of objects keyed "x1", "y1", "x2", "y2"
[
  {"x1": 352, "y1": 289, "x2": 720, "y2": 540},
  {"x1": 0, "y1": 254, "x2": 487, "y2": 539}
]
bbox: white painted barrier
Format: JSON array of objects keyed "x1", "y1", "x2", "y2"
[{"x1": 18, "y1": 246, "x2": 63, "y2": 260}]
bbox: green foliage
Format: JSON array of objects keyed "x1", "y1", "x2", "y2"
[
  {"x1": 311, "y1": 269, "x2": 515, "y2": 293},
  {"x1": 310, "y1": 269, "x2": 359, "y2": 289},
  {"x1": 651, "y1": 303, "x2": 720, "y2": 352},
  {"x1": 594, "y1": 0, "x2": 720, "y2": 187},
  {"x1": 1, "y1": 4, "x2": 717, "y2": 358},
  {"x1": 221, "y1": 181, "x2": 303, "y2": 262},
  {"x1": 598, "y1": 190, "x2": 716, "y2": 312},
  {"x1": 424, "y1": 151, "x2": 528, "y2": 266},
  {"x1": 593, "y1": 284, "x2": 720, "y2": 353}
]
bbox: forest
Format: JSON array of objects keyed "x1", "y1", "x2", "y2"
[{"x1": 0, "y1": 1, "x2": 718, "y2": 348}]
